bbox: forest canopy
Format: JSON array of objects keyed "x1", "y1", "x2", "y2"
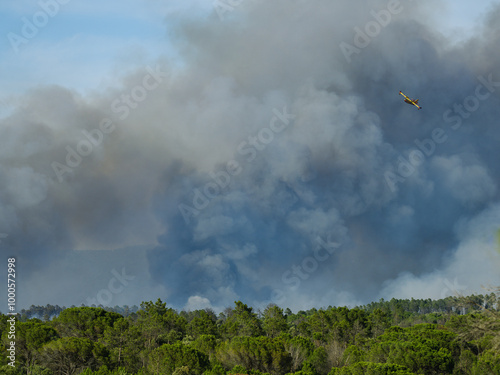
[{"x1": 1, "y1": 294, "x2": 499, "y2": 375}]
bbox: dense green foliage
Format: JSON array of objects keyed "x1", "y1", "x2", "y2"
[{"x1": 1, "y1": 295, "x2": 499, "y2": 375}]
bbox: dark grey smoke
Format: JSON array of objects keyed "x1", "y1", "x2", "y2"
[{"x1": 1, "y1": 0, "x2": 500, "y2": 312}]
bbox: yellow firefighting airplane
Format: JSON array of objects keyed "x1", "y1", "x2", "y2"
[{"x1": 399, "y1": 91, "x2": 421, "y2": 110}]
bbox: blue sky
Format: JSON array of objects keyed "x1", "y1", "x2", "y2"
[
  {"x1": 1, "y1": 0, "x2": 500, "y2": 312},
  {"x1": 0, "y1": 1, "x2": 213, "y2": 103}
]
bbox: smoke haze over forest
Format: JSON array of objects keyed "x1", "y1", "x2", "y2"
[{"x1": 0, "y1": 0, "x2": 499, "y2": 313}]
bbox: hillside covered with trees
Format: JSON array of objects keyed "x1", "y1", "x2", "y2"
[{"x1": 1, "y1": 294, "x2": 499, "y2": 375}]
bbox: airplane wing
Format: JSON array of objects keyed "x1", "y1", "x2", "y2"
[{"x1": 399, "y1": 91, "x2": 410, "y2": 100}]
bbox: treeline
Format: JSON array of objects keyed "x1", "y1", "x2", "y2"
[
  {"x1": 15, "y1": 304, "x2": 140, "y2": 322},
  {"x1": 1, "y1": 294, "x2": 499, "y2": 375}
]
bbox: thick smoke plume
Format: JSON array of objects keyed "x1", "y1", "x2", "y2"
[{"x1": 1, "y1": 0, "x2": 499, "y2": 312}]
